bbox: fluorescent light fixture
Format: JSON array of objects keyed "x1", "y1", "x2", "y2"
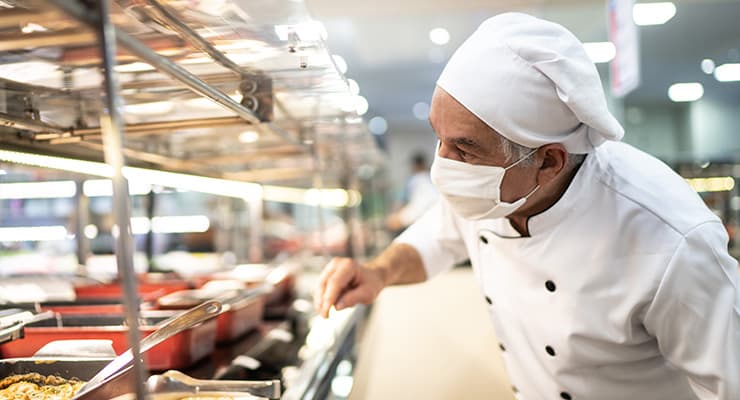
[
  {"x1": 701, "y1": 59, "x2": 716, "y2": 75},
  {"x1": 429, "y1": 28, "x2": 450, "y2": 45},
  {"x1": 127, "y1": 215, "x2": 210, "y2": 234},
  {"x1": 124, "y1": 101, "x2": 174, "y2": 116},
  {"x1": 332, "y1": 55, "x2": 348, "y2": 75},
  {"x1": 83, "y1": 179, "x2": 152, "y2": 197},
  {"x1": 151, "y1": 215, "x2": 210, "y2": 234},
  {"x1": 0, "y1": 169, "x2": 6, "y2": 175},
  {"x1": 0, "y1": 181, "x2": 76, "y2": 199},
  {"x1": 115, "y1": 62, "x2": 154, "y2": 73},
  {"x1": 633, "y1": 2, "x2": 676, "y2": 26},
  {"x1": 262, "y1": 186, "x2": 362, "y2": 208},
  {"x1": 347, "y1": 79, "x2": 360, "y2": 96},
  {"x1": 123, "y1": 168, "x2": 263, "y2": 201},
  {"x1": 583, "y1": 42, "x2": 616, "y2": 63},
  {"x1": 686, "y1": 177, "x2": 735, "y2": 192},
  {"x1": 238, "y1": 130, "x2": 260, "y2": 143},
  {"x1": 668, "y1": 82, "x2": 703, "y2": 102},
  {"x1": 0, "y1": 150, "x2": 262, "y2": 201},
  {"x1": 714, "y1": 63, "x2": 740, "y2": 82},
  {"x1": 0, "y1": 226, "x2": 68, "y2": 242}
]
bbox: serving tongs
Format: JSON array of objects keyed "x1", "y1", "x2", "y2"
[
  {"x1": 148, "y1": 370, "x2": 281, "y2": 399},
  {"x1": 0, "y1": 309, "x2": 55, "y2": 345}
]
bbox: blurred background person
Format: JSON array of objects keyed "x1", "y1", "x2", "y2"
[{"x1": 385, "y1": 151, "x2": 438, "y2": 233}]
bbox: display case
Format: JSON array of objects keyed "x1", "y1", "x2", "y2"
[{"x1": 0, "y1": 0, "x2": 382, "y2": 398}]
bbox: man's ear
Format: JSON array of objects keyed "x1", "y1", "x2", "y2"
[{"x1": 536, "y1": 144, "x2": 568, "y2": 185}]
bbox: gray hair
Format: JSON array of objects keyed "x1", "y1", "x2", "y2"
[{"x1": 498, "y1": 136, "x2": 586, "y2": 169}]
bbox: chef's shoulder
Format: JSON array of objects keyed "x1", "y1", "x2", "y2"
[{"x1": 594, "y1": 141, "x2": 721, "y2": 238}]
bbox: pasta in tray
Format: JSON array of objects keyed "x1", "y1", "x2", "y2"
[{"x1": 0, "y1": 373, "x2": 84, "y2": 400}]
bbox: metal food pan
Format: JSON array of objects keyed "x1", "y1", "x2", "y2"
[
  {"x1": 157, "y1": 290, "x2": 266, "y2": 343},
  {"x1": 0, "y1": 312, "x2": 217, "y2": 371}
]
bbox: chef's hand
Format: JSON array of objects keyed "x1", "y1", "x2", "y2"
[{"x1": 314, "y1": 257, "x2": 385, "y2": 318}]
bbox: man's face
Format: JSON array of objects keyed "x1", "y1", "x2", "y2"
[{"x1": 428, "y1": 86, "x2": 540, "y2": 204}]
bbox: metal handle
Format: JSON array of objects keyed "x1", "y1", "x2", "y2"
[
  {"x1": 155, "y1": 370, "x2": 281, "y2": 399},
  {"x1": 73, "y1": 300, "x2": 222, "y2": 399}
]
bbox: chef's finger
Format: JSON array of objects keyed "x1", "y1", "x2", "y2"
[
  {"x1": 315, "y1": 258, "x2": 340, "y2": 310},
  {"x1": 321, "y1": 262, "x2": 357, "y2": 317},
  {"x1": 335, "y1": 286, "x2": 373, "y2": 311}
]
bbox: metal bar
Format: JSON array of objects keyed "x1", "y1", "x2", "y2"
[
  {"x1": 140, "y1": 0, "x2": 251, "y2": 74},
  {"x1": 49, "y1": 0, "x2": 261, "y2": 126},
  {"x1": 73, "y1": 116, "x2": 246, "y2": 137},
  {"x1": 0, "y1": 111, "x2": 67, "y2": 133},
  {"x1": 0, "y1": 29, "x2": 95, "y2": 52},
  {"x1": 0, "y1": 77, "x2": 71, "y2": 97},
  {"x1": 90, "y1": 0, "x2": 148, "y2": 398}
]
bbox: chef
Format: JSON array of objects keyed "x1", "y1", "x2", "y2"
[{"x1": 315, "y1": 12, "x2": 740, "y2": 400}]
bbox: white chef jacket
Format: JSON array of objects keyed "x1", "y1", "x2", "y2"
[{"x1": 395, "y1": 141, "x2": 740, "y2": 400}]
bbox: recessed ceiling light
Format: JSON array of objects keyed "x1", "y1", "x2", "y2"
[
  {"x1": 238, "y1": 130, "x2": 260, "y2": 143},
  {"x1": 701, "y1": 59, "x2": 716, "y2": 74},
  {"x1": 633, "y1": 2, "x2": 677, "y2": 26},
  {"x1": 429, "y1": 28, "x2": 450, "y2": 46},
  {"x1": 668, "y1": 82, "x2": 704, "y2": 102},
  {"x1": 583, "y1": 42, "x2": 616, "y2": 63},
  {"x1": 354, "y1": 96, "x2": 369, "y2": 116}
]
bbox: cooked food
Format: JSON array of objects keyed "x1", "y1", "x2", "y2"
[{"x1": 0, "y1": 373, "x2": 84, "y2": 400}]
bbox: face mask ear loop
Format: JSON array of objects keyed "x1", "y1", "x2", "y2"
[{"x1": 504, "y1": 148, "x2": 539, "y2": 170}]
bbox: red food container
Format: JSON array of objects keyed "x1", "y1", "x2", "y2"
[
  {"x1": 0, "y1": 311, "x2": 217, "y2": 370},
  {"x1": 75, "y1": 281, "x2": 192, "y2": 302},
  {"x1": 157, "y1": 290, "x2": 265, "y2": 343}
]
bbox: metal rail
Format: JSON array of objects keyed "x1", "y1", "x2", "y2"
[
  {"x1": 0, "y1": 111, "x2": 66, "y2": 133},
  {"x1": 49, "y1": 0, "x2": 261, "y2": 125},
  {"x1": 92, "y1": 0, "x2": 148, "y2": 398}
]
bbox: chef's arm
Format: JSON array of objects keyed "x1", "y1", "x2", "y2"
[
  {"x1": 642, "y1": 222, "x2": 740, "y2": 399},
  {"x1": 314, "y1": 243, "x2": 426, "y2": 318}
]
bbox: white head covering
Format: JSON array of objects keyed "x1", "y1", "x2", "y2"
[{"x1": 437, "y1": 13, "x2": 624, "y2": 154}]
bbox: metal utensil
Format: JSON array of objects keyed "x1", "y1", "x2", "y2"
[
  {"x1": 148, "y1": 370, "x2": 281, "y2": 399},
  {"x1": 72, "y1": 300, "x2": 222, "y2": 399},
  {"x1": 0, "y1": 310, "x2": 55, "y2": 345}
]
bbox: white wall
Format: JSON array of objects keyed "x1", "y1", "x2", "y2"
[{"x1": 690, "y1": 98, "x2": 740, "y2": 160}]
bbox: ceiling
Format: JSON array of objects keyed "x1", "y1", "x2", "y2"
[{"x1": 306, "y1": 0, "x2": 740, "y2": 129}]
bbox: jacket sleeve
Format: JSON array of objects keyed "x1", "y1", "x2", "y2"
[
  {"x1": 393, "y1": 199, "x2": 469, "y2": 279},
  {"x1": 643, "y1": 221, "x2": 740, "y2": 399}
]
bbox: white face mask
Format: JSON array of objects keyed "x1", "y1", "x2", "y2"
[{"x1": 430, "y1": 144, "x2": 539, "y2": 220}]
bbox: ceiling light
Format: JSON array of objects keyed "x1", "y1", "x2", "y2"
[
  {"x1": 151, "y1": 215, "x2": 210, "y2": 234},
  {"x1": 354, "y1": 96, "x2": 369, "y2": 116},
  {"x1": 701, "y1": 59, "x2": 716, "y2": 75},
  {"x1": 114, "y1": 62, "x2": 154, "y2": 73},
  {"x1": 21, "y1": 23, "x2": 47, "y2": 34},
  {"x1": 0, "y1": 169, "x2": 6, "y2": 175},
  {"x1": 0, "y1": 226, "x2": 68, "y2": 242},
  {"x1": 238, "y1": 130, "x2": 260, "y2": 143},
  {"x1": 583, "y1": 42, "x2": 616, "y2": 63},
  {"x1": 347, "y1": 79, "x2": 360, "y2": 96},
  {"x1": 332, "y1": 55, "x2": 348, "y2": 75},
  {"x1": 368, "y1": 116, "x2": 388, "y2": 135},
  {"x1": 83, "y1": 224, "x2": 99, "y2": 239},
  {"x1": 714, "y1": 63, "x2": 740, "y2": 82},
  {"x1": 668, "y1": 82, "x2": 704, "y2": 102},
  {"x1": 633, "y1": 2, "x2": 676, "y2": 26},
  {"x1": 124, "y1": 101, "x2": 174, "y2": 116},
  {"x1": 0, "y1": 181, "x2": 76, "y2": 199},
  {"x1": 412, "y1": 102, "x2": 430, "y2": 120},
  {"x1": 429, "y1": 28, "x2": 450, "y2": 46}
]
